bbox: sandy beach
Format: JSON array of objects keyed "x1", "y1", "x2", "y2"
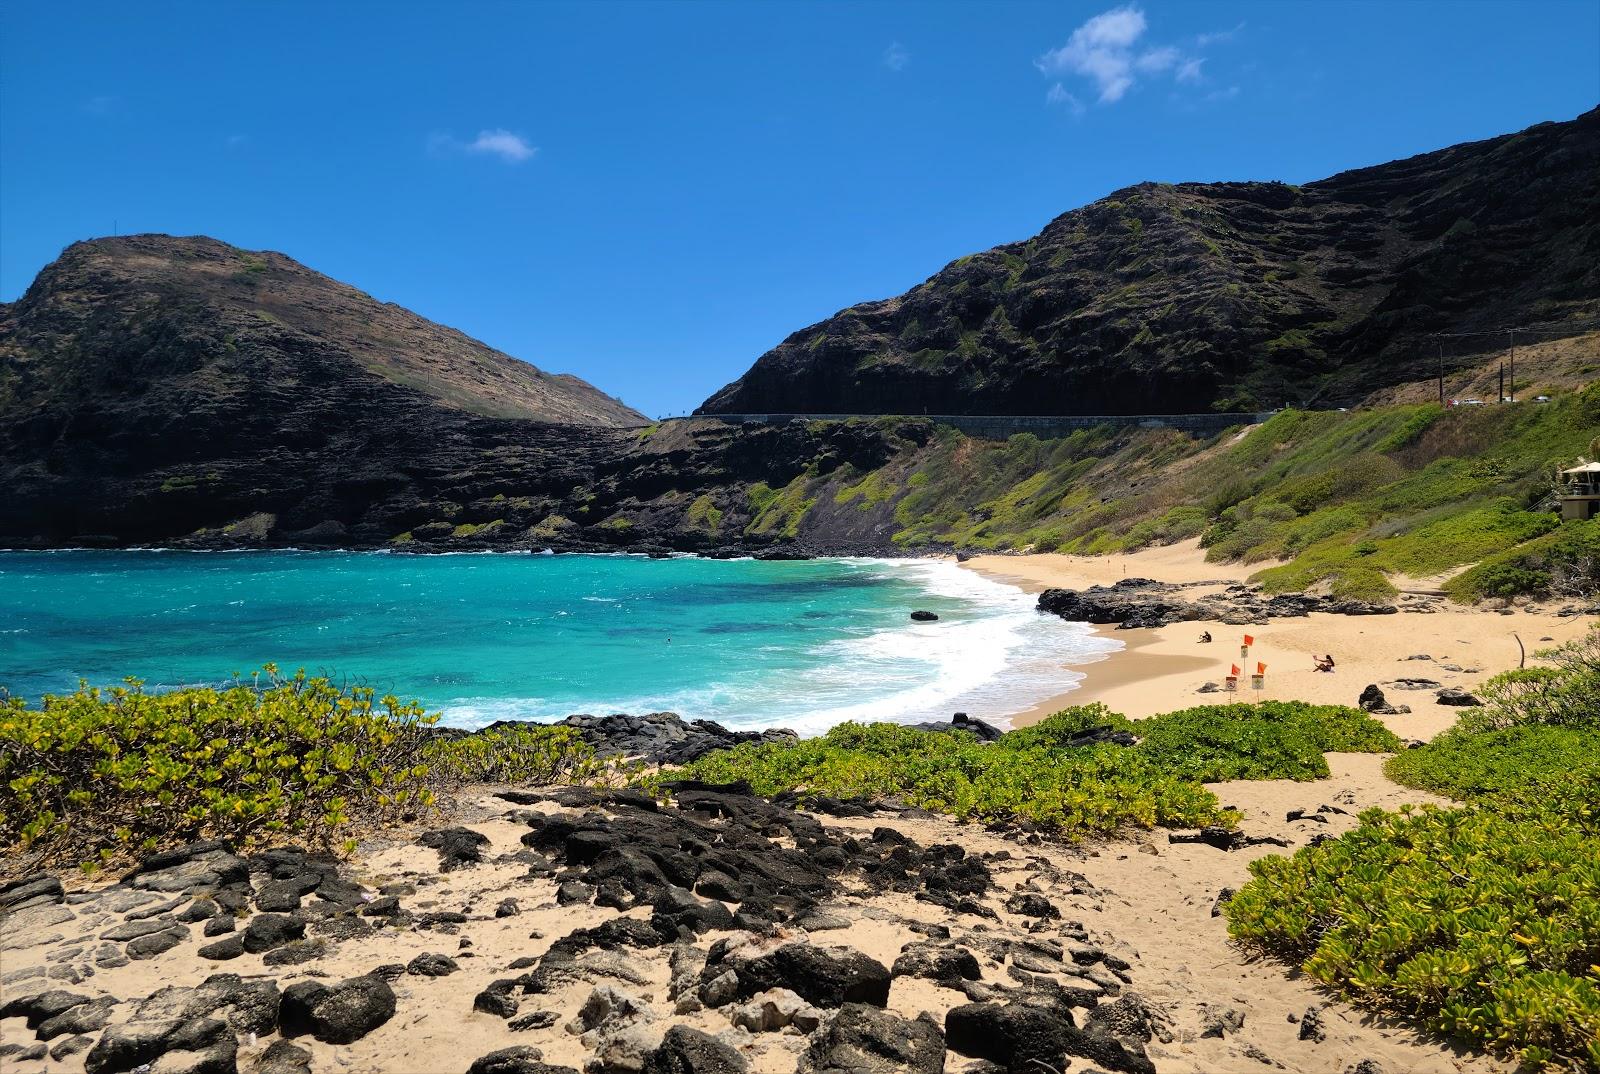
[{"x1": 963, "y1": 539, "x2": 1594, "y2": 735}]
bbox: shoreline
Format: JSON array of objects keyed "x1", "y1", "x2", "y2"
[
  {"x1": 961, "y1": 540, "x2": 1594, "y2": 733},
  {"x1": 6, "y1": 543, "x2": 1591, "y2": 738}
]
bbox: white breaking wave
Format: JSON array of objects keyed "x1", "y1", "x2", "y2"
[{"x1": 437, "y1": 558, "x2": 1119, "y2": 735}]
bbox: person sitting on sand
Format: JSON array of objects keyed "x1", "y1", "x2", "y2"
[
  {"x1": 1314, "y1": 654, "x2": 1335, "y2": 672},
  {"x1": 1198, "y1": 631, "x2": 1212, "y2": 643}
]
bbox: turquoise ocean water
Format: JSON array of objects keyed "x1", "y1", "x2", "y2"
[{"x1": 0, "y1": 552, "x2": 1118, "y2": 732}]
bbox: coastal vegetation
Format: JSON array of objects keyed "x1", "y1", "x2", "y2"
[
  {"x1": 811, "y1": 380, "x2": 1600, "y2": 603},
  {"x1": 0, "y1": 668, "x2": 616, "y2": 868},
  {"x1": 5, "y1": 651, "x2": 1595, "y2": 1067},
  {"x1": 1226, "y1": 629, "x2": 1600, "y2": 1071},
  {"x1": 656, "y1": 700, "x2": 1398, "y2": 837}
]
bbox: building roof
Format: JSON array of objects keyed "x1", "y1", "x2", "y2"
[{"x1": 1562, "y1": 462, "x2": 1600, "y2": 475}]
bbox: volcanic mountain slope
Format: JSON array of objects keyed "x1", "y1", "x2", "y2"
[
  {"x1": 700, "y1": 107, "x2": 1600, "y2": 417},
  {"x1": 0, "y1": 234, "x2": 645, "y2": 426},
  {"x1": 0, "y1": 235, "x2": 646, "y2": 545}
]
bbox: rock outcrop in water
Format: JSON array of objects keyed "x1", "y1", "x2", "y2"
[{"x1": 701, "y1": 108, "x2": 1599, "y2": 416}]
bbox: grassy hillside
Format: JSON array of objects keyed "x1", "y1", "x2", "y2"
[{"x1": 772, "y1": 379, "x2": 1600, "y2": 601}]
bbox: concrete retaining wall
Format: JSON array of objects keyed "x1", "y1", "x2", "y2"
[{"x1": 676, "y1": 412, "x2": 1275, "y2": 440}]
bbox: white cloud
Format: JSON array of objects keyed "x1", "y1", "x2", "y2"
[
  {"x1": 1046, "y1": 83, "x2": 1086, "y2": 115},
  {"x1": 1037, "y1": 5, "x2": 1234, "y2": 108},
  {"x1": 1197, "y1": 22, "x2": 1246, "y2": 48},
  {"x1": 1134, "y1": 46, "x2": 1180, "y2": 75},
  {"x1": 430, "y1": 129, "x2": 537, "y2": 163},
  {"x1": 225, "y1": 134, "x2": 248, "y2": 149},
  {"x1": 1035, "y1": 5, "x2": 1148, "y2": 102},
  {"x1": 465, "y1": 129, "x2": 536, "y2": 162},
  {"x1": 883, "y1": 41, "x2": 909, "y2": 72}
]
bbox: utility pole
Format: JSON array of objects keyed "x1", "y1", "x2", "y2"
[
  {"x1": 1498, "y1": 363, "x2": 1505, "y2": 404},
  {"x1": 1508, "y1": 328, "x2": 1516, "y2": 402},
  {"x1": 1436, "y1": 337, "x2": 1444, "y2": 405}
]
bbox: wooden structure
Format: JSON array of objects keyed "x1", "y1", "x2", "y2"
[{"x1": 1559, "y1": 462, "x2": 1600, "y2": 521}]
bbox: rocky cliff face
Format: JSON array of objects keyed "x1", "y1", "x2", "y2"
[
  {"x1": 0, "y1": 236, "x2": 660, "y2": 548},
  {"x1": 700, "y1": 108, "x2": 1600, "y2": 416}
]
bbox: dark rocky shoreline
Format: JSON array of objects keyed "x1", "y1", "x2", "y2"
[
  {"x1": 1, "y1": 781, "x2": 1166, "y2": 1074},
  {"x1": 1035, "y1": 578, "x2": 1420, "y2": 629}
]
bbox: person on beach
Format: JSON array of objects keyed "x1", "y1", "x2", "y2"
[
  {"x1": 1314, "y1": 654, "x2": 1336, "y2": 672},
  {"x1": 1198, "y1": 631, "x2": 1212, "y2": 643}
]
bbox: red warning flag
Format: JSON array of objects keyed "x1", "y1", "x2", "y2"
[
  {"x1": 1257, "y1": 662, "x2": 1267, "y2": 674},
  {"x1": 1230, "y1": 664, "x2": 1241, "y2": 676},
  {"x1": 1243, "y1": 634, "x2": 1255, "y2": 647}
]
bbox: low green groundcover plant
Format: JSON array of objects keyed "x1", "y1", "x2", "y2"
[
  {"x1": 662, "y1": 701, "x2": 1398, "y2": 838},
  {"x1": 1226, "y1": 791, "x2": 1600, "y2": 1071},
  {"x1": 1003, "y1": 700, "x2": 1400, "y2": 782},
  {"x1": 1385, "y1": 725, "x2": 1600, "y2": 804},
  {"x1": 1227, "y1": 631, "x2": 1600, "y2": 1071},
  {"x1": 1451, "y1": 626, "x2": 1600, "y2": 734},
  {"x1": 0, "y1": 668, "x2": 613, "y2": 867}
]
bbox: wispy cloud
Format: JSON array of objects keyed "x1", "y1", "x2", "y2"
[
  {"x1": 1036, "y1": 5, "x2": 1236, "y2": 108},
  {"x1": 1046, "y1": 83, "x2": 1086, "y2": 116},
  {"x1": 225, "y1": 134, "x2": 249, "y2": 149},
  {"x1": 883, "y1": 41, "x2": 909, "y2": 72},
  {"x1": 1197, "y1": 22, "x2": 1246, "y2": 48},
  {"x1": 430, "y1": 129, "x2": 537, "y2": 163},
  {"x1": 82, "y1": 95, "x2": 119, "y2": 116}
]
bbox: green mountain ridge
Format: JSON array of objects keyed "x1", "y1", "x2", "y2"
[{"x1": 700, "y1": 107, "x2": 1600, "y2": 416}]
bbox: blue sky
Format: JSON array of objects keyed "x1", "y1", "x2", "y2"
[{"x1": 3, "y1": 2, "x2": 1596, "y2": 418}]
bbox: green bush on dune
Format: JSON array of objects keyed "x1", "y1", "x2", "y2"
[
  {"x1": 1001, "y1": 700, "x2": 1400, "y2": 781},
  {"x1": 1227, "y1": 795, "x2": 1600, "y2": 1071},
  {"x1": 1226, "y1": 628, "x2": 1600, "y2": 1071},
  {"x1": 1445, "y1": 517, "x2": 1600, "y2": 602},
  {"x1": 0, "y1": 668, "x2": 614, "y2": 867},
  {"x1": 669, "y1": 718, "x2": 1227, "y2": 835},
  {"x1": 660, "y1": 700, "x2": 1399, "y2": 837}
]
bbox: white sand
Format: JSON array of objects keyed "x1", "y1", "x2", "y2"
[{"x1": 962, "y1": 539, "x2": 1592, "y2": 732}]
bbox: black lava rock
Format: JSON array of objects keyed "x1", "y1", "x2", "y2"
[{"x1": 278, "y1": 975, "x2": 396, "y2": 1044}]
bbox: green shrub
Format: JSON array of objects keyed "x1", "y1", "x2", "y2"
[
  {"x1": 1226, "y1": 797, "x2": 1600, "y2": 1070},
  {"x1": 1385, "y1": 725, "x2": 1600, "y2": 804},
  {"x1": 0, "y1": 670, "x2": 613, "y2": 867},
  {"x1": 1446, "y1": 519, "x2": 1600, "y2": 602},
  {"x1": 426, "y1": 722, "x2": 618, "y2": 786},
  {"x1": 1004, "y1": 701, "x2": 1398, "y2": 782},
  {"x1": 660, "y1": 702, "x2": 1397, "y2": 839},
  {"x1": 1455, "y1": 627, "x2": 1600, "y2": 732},
  {"x1": 658, "y1": 717, "x2": 1228, "y2": 838},
  {"x1": 1230, "y1": 641, "x2": 1600, "y2": 1070}
]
